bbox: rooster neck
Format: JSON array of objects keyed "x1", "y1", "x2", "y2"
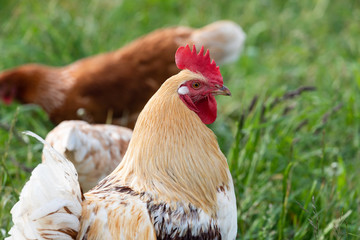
[{"x1": 109, "y1": 70, "x2": 230, "y2": 216}]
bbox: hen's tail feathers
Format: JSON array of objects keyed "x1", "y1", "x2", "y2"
[
  {"x1": 6, "y1": 131, "x2": 83, "y2": 240},
  {"x1": 191, "y1": 20, "x2": 246, "y2": 65}
]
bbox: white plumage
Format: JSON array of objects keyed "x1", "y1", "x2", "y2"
[
  {"x1": 6, "y1": 131, "x2": 82, "y2": 240},
  {"x1": 191, "y1": 20, "x2": 246, "y2": 65}
]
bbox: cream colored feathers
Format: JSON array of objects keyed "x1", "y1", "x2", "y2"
[{"x1": 187, "y1": 20, "x2": 246, "y2": 65}]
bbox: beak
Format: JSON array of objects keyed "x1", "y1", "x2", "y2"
[{"x1": 212, "y1": 85, "x2": 231, "y2": 96}]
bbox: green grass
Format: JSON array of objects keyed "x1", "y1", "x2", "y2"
[{"x1": 1, "y1": 0, "x2": 360, "y2": 239}]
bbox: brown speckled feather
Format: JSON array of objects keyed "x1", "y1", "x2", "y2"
[{"x1": 45, "y1": 120, "x2": 132, "y2": 192}]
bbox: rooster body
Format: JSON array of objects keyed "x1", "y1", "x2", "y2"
[
  {"x1": 79, "y1": 68, "x2": 237, "y2": 239},
  {"x1": 45, "y1": 120, "x2": 132, "y2": 192},
  {"x1": 0, "y1": 21, "x2": 245, "y2": 127},
  {"x1": 7, "y1": 45, "x2": 237, "y2": 239}
]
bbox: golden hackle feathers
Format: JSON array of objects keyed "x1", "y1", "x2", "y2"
[{"x1": 108, "y1": 70, "x2": 229, "y2": 216}]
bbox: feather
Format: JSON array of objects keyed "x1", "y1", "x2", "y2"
[
  {"x1": 45, "y1": 120, "x2": 132, "y2": 191},
  {"x1": 78, "y1": 188, "x2": 157, "y2": 239},
  {"x1": 6, "y1": 131, "x2": 82, "y2": 240},
  {"x1": 190, "y1": 20, "x2": 246, "y2": 65}
]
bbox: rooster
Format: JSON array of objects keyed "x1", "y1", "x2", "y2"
[
  {"x1": 0, "y1": 20, "x2": 245, "y2": 128},
  {"x1": 45, "y1": 120, "x2": 132, "y2": 192},
  {"x1": 7, "y1": 45, "x2": 237, "y2": 239}
]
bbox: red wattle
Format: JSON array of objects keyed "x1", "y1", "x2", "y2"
[
  {"x1": 195, "y1": 95, "x2": 217, "y2": 124},
  {"x1": 180, "y1": 94, "x2": 217, "y2": 124},
  {"x1": 180, "y1": 95, "x2": 199, "y2": 113}
]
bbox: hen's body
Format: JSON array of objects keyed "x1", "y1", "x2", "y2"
[
  {"x1": 45, "y1": 120, "x2": 132, "y2": 192},
  {"x1": 0, "y1": 21, "x2": 245, "y2": 127}
]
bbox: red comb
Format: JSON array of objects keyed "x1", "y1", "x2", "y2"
[{"x1": 175, "y1": 45, "x2": 223, "y2": 85}]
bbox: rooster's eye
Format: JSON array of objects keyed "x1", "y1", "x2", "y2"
[{"x1": 191, "y1": 82, "x2": 201, "y2": 89}]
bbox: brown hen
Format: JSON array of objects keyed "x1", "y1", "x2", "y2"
[{"x1": 0, "y1": 20, "x2": 245, "y2": 128}]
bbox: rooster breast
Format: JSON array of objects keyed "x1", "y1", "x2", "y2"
[
  {"x1": 79, "y1": 178, "x2": 236, "y2": 239},
  {"x1": 79, "y1": 187, "x2": 156, "y2": 240}
]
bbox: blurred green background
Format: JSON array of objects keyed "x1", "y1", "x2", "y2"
[{"x1": 1, "y1": 0, "x2": 359, "y2": 239}]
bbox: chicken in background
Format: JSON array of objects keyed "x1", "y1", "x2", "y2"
[
  {"x1": 0, "y1": 20, "x2": 245, "y2": 128},
  {"x1": 6, "y1": 45, "x2": 237, "y2": 239},
  {"x1": 45, "y1": 120, "x2": 132, "y2": 192}
]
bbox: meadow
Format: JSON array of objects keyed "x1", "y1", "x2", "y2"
[{"x1": 1, "y1": 0, "x2": 359, "y2": 239}]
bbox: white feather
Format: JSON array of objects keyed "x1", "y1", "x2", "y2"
[
  {"x1": 216, "y1": 175, "x2": 237, "y2": 239},
  {"x1": 6, "y1": 131, "x2": 82, "y2": 240},
  {"x1": 191, "y1": 20, "x2": 246, "y2": 65}
]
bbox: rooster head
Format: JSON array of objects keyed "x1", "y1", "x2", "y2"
[{"x1": 175, "y1": 45, "x2": 231, "y2": 124}]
